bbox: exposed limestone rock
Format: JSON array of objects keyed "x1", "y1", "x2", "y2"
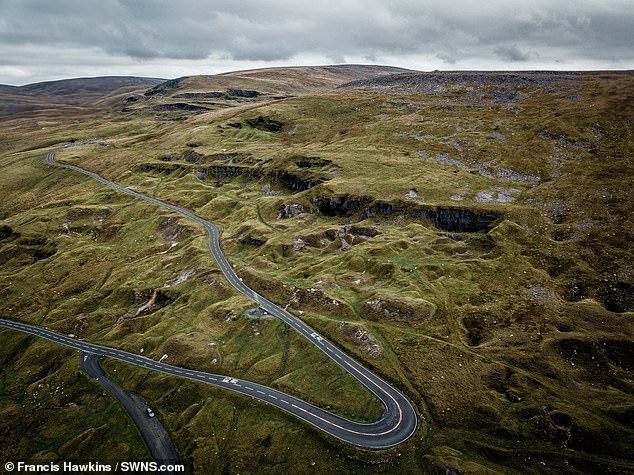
[
  {"x1": 308, "y1": 194, "x2": 501, "y2": 232},
  {"x1": 362, "y1": 294, "x2": 436, "y2": 323},
  {"x1": 246, "y1": 115, "x2": 284, "y2": 132},
  {"x1": 278, "y1": 203, "x2": 310, "y2": 219},
  {"x1": 340, "y1": 322, "x2": 383, "y2": 358},
  {"x1": 157, "y1": 217, "x2": 194, "y2": 242}
]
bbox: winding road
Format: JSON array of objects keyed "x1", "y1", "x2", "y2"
[
  {"x1": 80, "y1": 352, "x2": 180, "y2": 468},
  {"x1": 0, "y1": 148, "x2": 418, "y2": 449}
]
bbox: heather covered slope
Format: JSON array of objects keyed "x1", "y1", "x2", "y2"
[
  {"x1": 0, "y1": 76, "x2": 164, "y2": 116},
  {"x1": 1, "y1": 66, "x2": 633, "y2": 474},
  {"x1": 222, "y1": 64, "x2": 414, "y2": 90},
  {"x1": 125, "y1": 64, "x2": 415, "y2": 114},
  {"x1": 9, "y1": 76, "x2": 164, "y2": 97}
]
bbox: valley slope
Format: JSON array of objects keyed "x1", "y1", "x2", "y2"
[{"x1": 1, "y1": 66, "x2": 633, "y2": 474}]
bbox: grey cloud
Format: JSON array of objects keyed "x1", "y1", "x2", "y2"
[
  {"x1": 495, "y1": 45, "x2": 531, "y2": 62},
  {"x1": 0, "y1": 0, "x2": 632, "y2": 84},
  {"x1": 436, "y1": 49, "x2": 458, "y2": 65}
]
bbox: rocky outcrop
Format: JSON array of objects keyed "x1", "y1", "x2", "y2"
[
  {"x1": 287, "y1": 287, "x2": 344, "y2": 310},
  {"x1": 145, "y1": 103, "x2": 210, "y2": 112},
  {"x1": 361, "y1": 201, "x2": 396, "y2": 219},
  {"x1": 211, "y1": 152, "x2": 244, "y2": 162},
  {"x1": 308, "y1": 194, "x2": 501, "y2": 232},
  {"x1": 298, "y1": 225, "x2": 379, "y2": 249},
  {"x1": 140, "y1": 163, "x2": 180, "y2": 174},
  {"x1": 349, "y1": 226, "x2": 379, "y2": 238},
  {"x1": 227, "y1": 89, "x2": 261, "y2": 98},
  {"x1": 173, "y1": 89, "x2": 261, "y2": 100},
  {"x1": 157, "y1": 217, "x2": 193, "y2": 242},
  {"x1": 340, "y1": 71, "x2": 580, "y2": 91},
  {"x1": 141, "y1": 156, "x2": 326, "y2": 192},
  {"x1": 271, "y1": 170, "x2": 325, "y2": 192},
  {"x1": 311, "y1": 195, "x2": 373, "y2": 216},
  {"x1": 340, "y1": 322, "x2": 383, "y2": 358},
  {"x1": 278, "y1": 203, "x2": 311, "y2": 219},
  {"x1": 144, "y1": 77, "x2": 185, "y2": 96},
  {"x1": 240, "y1": 235, "x2": 267, "y2": 246},
  {"x1": 130, "y1": 288, "x2": 171, "y2": 317},
  {"x1": 294, "y1": 156, "x2": 332, "y2": 168},
  {"x1": 411, "y1": 206, "x2": 500, "y2": 232},
  {"x1": 65, "y1": 207, "x2": 114, "y2": 224},
  {"x1": 210, "y1": 165, "x2": 260, "y2": 179},
  {"x1": 361, "y1": 295, "x2": 436, "y2": 323},
  {"x1": 246, "y1": 115, "x2": 284, "y2": 132},
  {"x1": 184, "y1": 151, "x2": 201, "y2": 163}
]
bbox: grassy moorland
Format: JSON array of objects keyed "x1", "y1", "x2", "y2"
[{"x1": 1, "y1": 66, "x2": 633, "y2": 474}]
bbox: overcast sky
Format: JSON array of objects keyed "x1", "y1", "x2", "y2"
[{"x1": 0, "y1": 0, "x2": 632, "y2": 85}]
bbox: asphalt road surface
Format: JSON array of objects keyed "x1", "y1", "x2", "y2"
[
  {"x1": 80, "y1": 351, "x2": 180, "y2": 467},
  {"x1": 0, "y1": 147, "x2": 418, "y2": 449}
]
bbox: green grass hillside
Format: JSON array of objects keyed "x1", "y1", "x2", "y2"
[{"x1": 1, "y1": 67, "x2": 633, "y2": 474}]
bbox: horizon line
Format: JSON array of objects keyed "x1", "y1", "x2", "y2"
[{"x1": 3, "y1": 63, "x2": 634, "y2": 87}]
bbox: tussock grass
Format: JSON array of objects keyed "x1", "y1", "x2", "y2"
[{"x1": 2, "y1": 69, "x2": 633, "y2": 473}]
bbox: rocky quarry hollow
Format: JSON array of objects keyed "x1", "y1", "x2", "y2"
[
  {"x1": 306, "y1": 195, "x2": 502, "y2": 232},
  {"x1": 141, "y1": 153, "x2": 327, "y2": 193}
]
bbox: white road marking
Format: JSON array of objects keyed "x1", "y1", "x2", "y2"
[{"x1": 0, "y1": 149, "x2": 419, "y2": 449}]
